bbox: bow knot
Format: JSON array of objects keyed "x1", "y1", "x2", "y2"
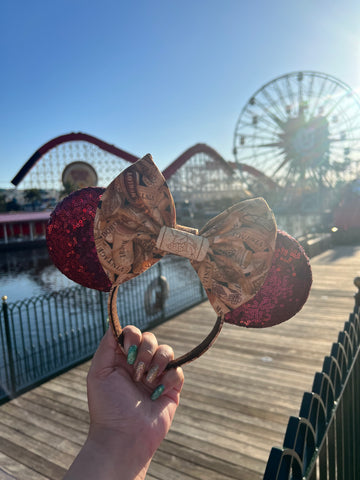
[
  {"x1": 156, "y1": 225, "x2": 209, "y2": 261},
  {"x1": 94, "y1": 154, "x2": 277, "y2": 318}
]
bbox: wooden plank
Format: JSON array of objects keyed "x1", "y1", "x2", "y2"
[
  {"x1": 152, "y1": 448, "x2": 240, "y2": 480},
  {"x1": 24, "y1": 390, "x2": 89, "y2": 423},
  {"x1": 146, "y1": 459, "x2": 195, "y2": 480},
  {"x1": 0, "y1": 438, "x2": 66, "y2": 480},
  {"x1": 175, "y1": 403, "x2": 281, "y2": 445},
  {"x1": 0, "y1": 451, "x2": 49, "y2": 480},
  {"x1": 0, "y1": 423, "x2": 75, "y2": 470},
  {"x1": 5, "y1": 395, "x2": 88, "y2": 434},
  {"x1": 0, "y1": 470, "x2": 16, "y2": 480},
  {"x1": 0, "y1": 406, "x2": 86, "y2": 447},
  {"x1": 178, "y1": 398, "x2": 286, "y2": 437},
  {"x1": 32, "y1": 384, "x2": 88, "y2": 412},
  {"x1": 40, "y1": 382, "x2": 88, "y2": 403},
  {"x1": 0, "y1": 245, "x2": 358, "y2": 480},
  {"x1": 158, "y1": 436, "x2": 261, "y2": 480},
  {"x1": 166, "y1": 424, "x2": 268, "y2": 467}
]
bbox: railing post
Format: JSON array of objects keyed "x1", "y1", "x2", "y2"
[
  {"x1": 157, "y1": 262, "x2": 166, "y2": 322},
  {"x1": 98, "y1": 290, "x2": 108, "y2": 336},
  {"x1": 2, "y1": 296, "x2": 16, "y2": 397},
  {"x1": 354, "y1": 277, "x2": 360, "y2": 308}
]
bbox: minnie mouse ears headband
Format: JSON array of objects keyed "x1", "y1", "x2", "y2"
[{"x1": 47, "y1": 154, "x2": 312, "y2": 368}]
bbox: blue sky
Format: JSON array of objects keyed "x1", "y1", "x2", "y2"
[{"x1": 1, "y1": 0, "x2": 360, "y2": 188}]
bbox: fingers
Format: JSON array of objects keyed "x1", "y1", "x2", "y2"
[
  {"x1": 89, "y1": 328, "x2": 118, "y2": 373},
  {"x1": 135, "y1": 331, "x2": 158, "y2": 372},
  {"x1": 121, "y1": 325, "x2": 142, "y2": 364},
  {"x1": 123, "y1": 329, "x2": 159, "y2": 373},
  {"x1": 150, "y1": 366, "x2": 184, "y2": 403},
  {"x1": 142, "y1": 344, "x2": 174, "y2": 384},
  {"x1": 120, "y1": 327, "x2": 184, "y2": 401}
]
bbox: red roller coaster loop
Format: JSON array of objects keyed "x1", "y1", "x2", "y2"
[{"x1": 11, "y1": 132, "x2": 139, "y2": 187}]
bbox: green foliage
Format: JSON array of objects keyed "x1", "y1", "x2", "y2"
[
  {"x1": 23, "y1": 189, "x2": 44, "y2": 204},
  {"x1": 59, "y1": 182, "x2": 77, "y2": 199},
  {"x1": 5, "y1": 198, "x2": 20, "y2": 212},
  {"x1": 0, "y1": 194, "x2": 7, "y2": 212}
]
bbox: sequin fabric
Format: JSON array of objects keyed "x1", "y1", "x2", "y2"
[
  {"x1": 224, "y1": 230, "x2": 312, "y2": 328},
  {"x1": 46, "y1": 187, "x2": 112, "y2": 291}
]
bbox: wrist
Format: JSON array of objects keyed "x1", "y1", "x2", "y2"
[
  {"x1": 90, "y1": 426, "x2": 152, "y2": 478},
  {"x1": 65, "y1": 426, "x2": 152, "y2": 480}
]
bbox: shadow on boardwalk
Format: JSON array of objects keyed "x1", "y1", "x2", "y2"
[{"x1": 0, "y1": 245, "x2": 359, "y2": 479}]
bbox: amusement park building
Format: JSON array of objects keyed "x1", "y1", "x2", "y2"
[
  {"x1": 3, "y1": 133, "x2": 252, "y2": 245},
  {"x1": 5, "y1": 70, "x2": 360, "y2": 244},
  {"x1": 0, "y1": 211, "x2": 50, "y2": 247}
]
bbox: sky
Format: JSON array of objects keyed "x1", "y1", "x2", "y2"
[{"x1": 1, "y1": 0, "x2": 360, "y2": 189}]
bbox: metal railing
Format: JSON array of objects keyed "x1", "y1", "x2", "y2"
[
  {"x1": 0, "y1": 256, "x2": 206, "y2": 403},
  {"x1": 263, "y1": 280, "x2": 360, "y2": 480}
]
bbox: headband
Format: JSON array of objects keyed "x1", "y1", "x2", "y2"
[{"x1": 47, "y1": 154, "x2": 312, "y2": 367}]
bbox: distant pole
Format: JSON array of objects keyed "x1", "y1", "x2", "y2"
[
  {"x1": 98, "y1": 290, "x2": 107, "y2": 335},
  {"x1": 3, "y1": 224, "x2": 8, "y2": 244},
  {"x1": 354, "y1": 277, "x2": 360, "y2": 308},
  {"x1": 157, "y1": 262, "x2": 166, "y2": 322},
  {"x1": 2, "y1": 296, "x2": 16, "y2": 397}
]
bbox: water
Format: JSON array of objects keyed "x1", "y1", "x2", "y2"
[
  {"x1": 0, "y1": 246, "x2": 205, "y2": 401},
  {"x1": 0, "y1": 246, "x2": 77, "y2": 303},
  {"x1": 0, "y1": 211, "x2": 327, "y2": 304}
]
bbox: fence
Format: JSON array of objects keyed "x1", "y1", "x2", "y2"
[
  {"x1": 263, "y1": 285, "x2": 360, "y2": 479},
  {"x1": 0, "y1": 255, "x2": 206, "y2": 403}
]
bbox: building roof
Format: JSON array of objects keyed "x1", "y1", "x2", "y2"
[{"x1": 0, "y1": 211, "x2": 51, "y2": 224}]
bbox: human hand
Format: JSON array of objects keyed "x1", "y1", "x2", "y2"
[
  {"x1": 87, "y1": 325, "x2": 184, "y2": 451},
  {"x1": 64, "y1": 326, "x2": 184, "y2": 480}
]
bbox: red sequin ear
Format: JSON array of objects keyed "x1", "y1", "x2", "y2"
[
  {"x1": 224, "y1": 230, "x2": 312, "y2": 328},
  {"x1": 46, "y1": 187, "x2": 112, "y2": 291}
]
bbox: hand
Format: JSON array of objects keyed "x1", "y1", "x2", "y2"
[
  {"x1": 88, "y1": 325, "x2": 184, "y2": 453},
  {"x1": 64, "y1": 327, "x2": 184, "y2": 480}
]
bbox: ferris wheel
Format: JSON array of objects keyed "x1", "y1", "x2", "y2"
[{"x1": 233, "y1": 71, "x2": 360, "y2": 189}]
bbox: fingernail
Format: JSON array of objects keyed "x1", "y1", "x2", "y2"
[
  {"x1": 146, "y1": 365, "x2": 159, "y2": 383},
  {"x1": 134, "y1": 361, "x2": 145, "y2": 382},
  {"x1": 151, "y1": 384, "x2": 165, "y2": 401},
  {"x1": 127, "y1": 345, "x2": 138, "y2": 365}
]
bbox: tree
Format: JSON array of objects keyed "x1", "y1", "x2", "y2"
[
  {"x1": 59, "y1": 182, "x2": 77, "y2": 199},
  {"x1": 24, "y1": 189, "x2": 44, "y2": 210},
  {"x1": 6, "y1": 198, "x2": 20, "y2": 212},
  {"x1": 0, "y1": 194, "x2": 7, "y2": 212}
]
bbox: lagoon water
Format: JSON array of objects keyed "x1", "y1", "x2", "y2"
[
  {"x1": 0, "y1": 211, "x2": 325, "y2": 304},
  {"x1": 0, "y1": 246, "x2": 77, "y2": 303}
]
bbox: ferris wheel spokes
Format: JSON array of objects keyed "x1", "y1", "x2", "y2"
[{"x1": 234, "y1": 71, "x2": 360, "y2": 188}]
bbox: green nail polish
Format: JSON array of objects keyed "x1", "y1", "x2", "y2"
[
  {"x1": 127, "y1": 345, "x2": 137, "y2": 365},
  {"x1": 151, "y1": 384, "x2": 165, "y2": 401}
]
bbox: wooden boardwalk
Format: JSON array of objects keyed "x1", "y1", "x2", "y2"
[{"x1": 0, "y1": 245, "x2": 359, "y2": 480}]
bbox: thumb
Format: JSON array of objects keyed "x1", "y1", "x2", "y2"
[{"x1": 90, "y1": 328, "x2": 122, "y2": 373}]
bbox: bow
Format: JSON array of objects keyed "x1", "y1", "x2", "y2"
[
  {"x1": 47, "y1": 154, "x2": 311, "y2": 369},
  {"x1": 94, "y1": 154, "x2": 278, "y2": 366},
  {"x1": 94, "y1": 154, "x2": 277, "y2": 317}
]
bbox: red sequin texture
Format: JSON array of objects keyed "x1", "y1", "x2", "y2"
[
  {"x1": 46, "y1": 187, "x2": 112, "y2": 291},
  {"x1": 224, "y1": 230, "x2": 312, "y2": 328}
]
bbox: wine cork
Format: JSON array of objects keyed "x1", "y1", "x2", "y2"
[{"x1": 156, "y1": 226, "x2": 209, "y2": 262}]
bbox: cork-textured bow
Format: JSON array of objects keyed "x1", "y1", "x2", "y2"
[
  {"x1": 94, "y1": 154, "x2": 278, "y2": 367},
  {"x1": 47, "y1": 154, "x2": 312, "y2": 369}
]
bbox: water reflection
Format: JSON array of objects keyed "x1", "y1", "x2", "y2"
[
  {"x1": 0, "y1": 247, "x2": 76, "y2": 302},
  {"x1": 0, "y1": 245, "x2": 199, "y2": 304}
]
